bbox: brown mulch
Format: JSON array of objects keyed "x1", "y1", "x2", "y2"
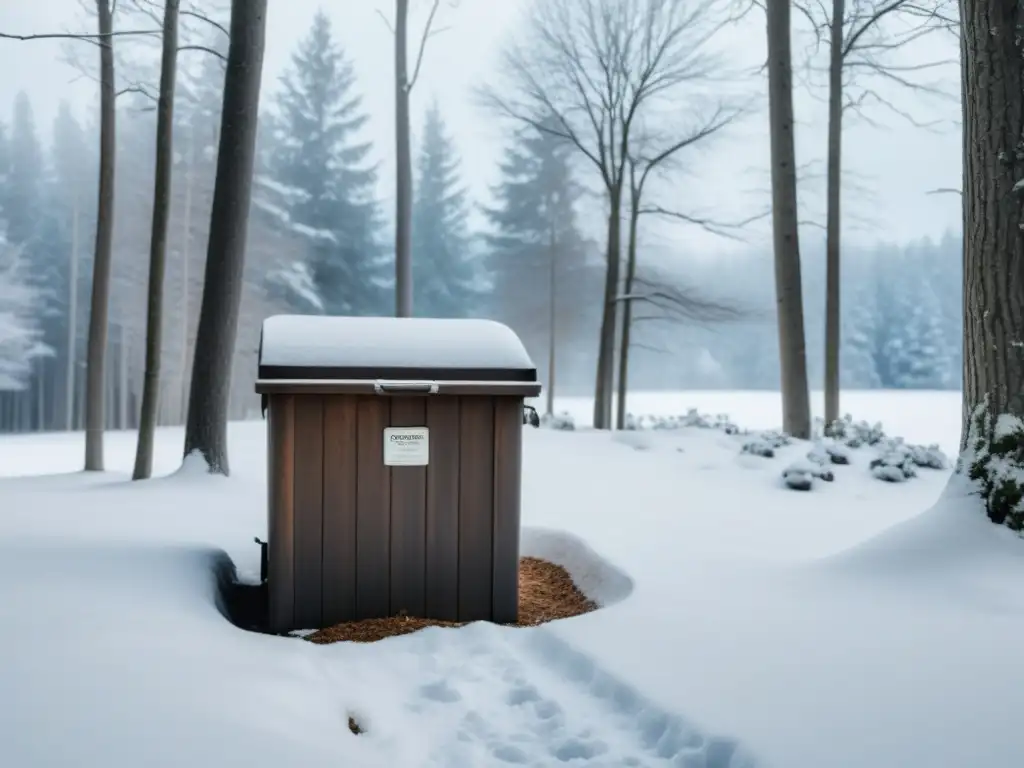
[{"x1": 305, "y1": 556, "x2": 597, "y2": 644}]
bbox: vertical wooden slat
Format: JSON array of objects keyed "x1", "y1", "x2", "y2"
[
  {"x1": 457, "y1": 396, "x2": 495, "y2": 621},
  {"x1": 292, "y1": 396, "x2": 324, "y2": 629},
  {"x1": 389, "y1": 397, "x2": 427, "y2": 617},
  {"x1": 267, "y1": 394, "x2": 295, "y2": 633},
  {"x1": 425, "y1": 397, "x2": 460, "y2": 620},
  {"x1": 491, "y1": 397, "x2": 524, "y2": 624},
  {"x1": 356, "y1": 396, "x2": 392, "y2": 618},
  {"x1": 322, "y1": 396, "x2": 358, "y2": 626}
]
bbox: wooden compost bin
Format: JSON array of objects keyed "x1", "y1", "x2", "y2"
[{"x1": 255, "y1": 315, "x2": 542, "y2": 634}]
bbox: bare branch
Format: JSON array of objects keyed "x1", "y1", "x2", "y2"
[
  {"x1": 618, "y1": 272, "x2": 750, "y2": 326},
  {"x1": 0, "y1": 28, "x2": 160, "y2": 42},
  {"x1": 479, "y1": 0, "x2": 737, "y2": 196},
  {"x1": 631, "y1": 342, "x2": 671, "y2": 355},
  {"x1": 180, "y1": 9, "x2": 228, "y2": 38},
  {"x1": 926, "y1": 187, "x2": 961, "y2": 196},
  {"x1": 178, "y1": 44, "x2": 225, "y2": 61},
  {"x1": 638, "y1": 205, "x2": 770, "y2": 241},
  {"x1": 408, "y1": 0, "x2": 443, "y2": 90},
  {"x1": 116, "y1": 83, "x2": 157, "y2": 102},
  {"x1": 375, "y1": 8, "x2": 395, "y2": 34}
]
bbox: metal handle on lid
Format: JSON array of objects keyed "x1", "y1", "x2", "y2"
[{"x1": 373, "y1": 380, "x2": 439, "y2": 395}]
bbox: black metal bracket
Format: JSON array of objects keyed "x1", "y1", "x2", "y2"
[
  {"x1": 254, "y1": 537, "x2": 268, "y2": 584},
  {"x1": 523, "y1": 405, "x2": 540, "y2": 428}
]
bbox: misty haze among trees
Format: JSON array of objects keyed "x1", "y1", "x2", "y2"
[{"x1": 0, "y1": 0, "x2": 961, "y2": 438}]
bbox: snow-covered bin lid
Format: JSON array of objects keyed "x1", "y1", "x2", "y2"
[{"x1": 257, "y1": 315, "x2": 539, "y2": 387}]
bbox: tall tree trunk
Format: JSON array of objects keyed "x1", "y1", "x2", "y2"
[
  {"x1": 765, "y1": 0, "x2": 811, "y2": 440},
  {"x1": 84, "y1": 0, "x2": 117, "y2": 469},
  {"x1": 545, "y1": 222, "x2": 557, "y2": 417},
  {"x1": 105, "y1": 336, "x2": 115, "y2": 429},
  {"x1": 119, "y1": 323, "x2": 129, "y2": 429},
  {"x1": 593, "y1": 191, "x2": 622, "y2": 430},
  {"x1": 65, "y1": 194, "x2": 79, "y2": 432},
  {"x1": 615, "y1": 200, "x2": 640, "y2": 431},
  {"x1": 179, "y1": 120, "x2": 194, "y2": 425},
  {"x1": 35, "y1": 359, "x2": 45, "y2": 431},
  {"x1": 960, "y1": 0, "x2": 1024, "y2": 450},
  {"x1": 183, "y1": 0, "x2": 268, "y2": 475},
  {"x1": 394, "y1": 0, "x2": 413, "y2": 317},
  {"x1": 823, "y1": 0, "x2": 845, "y2": 430},
  {"x1": 134, "y1": 0, "x2": 180, "y2": 480}
]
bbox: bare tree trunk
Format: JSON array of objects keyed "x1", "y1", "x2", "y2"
[
  {"x1": 65, "y1": 194, "x2": 79, "y2": 432},
  {"x1": 35, "y1": 360, "x2": 45, "y2": 431},
  {"x1": 179, "y1": 121, "x2": 194, "y2": 425},
  {"x1": 594, "y1": 193, "x2": 622, "y2": 429},
  {"x1": 960, "y1": 0, "x2": 1024, "y2": 450},
  {"x1": 765, "y1": 0, "x2": 811, "y2": 439},
  {"x1": 545, "y1": 223, "x2": 557, "y2": 416},
  {"x1": 118, "y1": 323, "x2": 129, "y2": 429},
  {"x1": 105, "y1": 336, "x2": 115, "y2": 429},
  {"x1": 615, "y1": 201, "x2": 640, "y2": 430},
  {"x1": 134, "y1": 0, "x2": 179, "y2": 480},
  {"x1": 823, "y1": 0, "x2": 845, "y2": 430},
  {"x1": 183, "y1": 0, "x2": 267, "y2": 475},
  {"x1": 394, "y1": 0, "x2": 413, "y2": 317},
  {"x1": 84, "y1": 0, "x2": 117, "y2": 469}
]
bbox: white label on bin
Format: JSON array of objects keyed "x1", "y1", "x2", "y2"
[{"x1": 383, "y1": 427, "x2": 430, "y2": 466}]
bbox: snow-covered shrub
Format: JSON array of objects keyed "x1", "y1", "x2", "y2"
[
  {"x1": 619, "y1": 409, "x2": 743, "y2": 434},
  {"x1": 741, "y1": 439, "x2": 775, "y2": 459},
  {"x1": 905, "y1": 443, "x2": 948, "y2": 470},
  {"x1": 740, "y1": 428, "x2": 791, "y2": 459},
  {"x1": 651, "y1": 415, "x2": 682, "y2": 430},
  {"x1": 782, "y1": 460, "x2": 834, "y2": 491},
  {"x1": 869, "y1": 436, "x2": 947, "y2": 483},
  {"x1": 807, "y1": 439, "x2": 852, "y2": 466},
  {"x1": 541, "y1": 411, "x2": 576, "y2": 431},
  {"x1": 825, "y1": 414, "x2": 886, "y2": 448},
  {"x1": 825, "y1": 442, "x2": 852, "y2": 465},
  {"x1": 869, "y1": 441, "x2": 918, "y2": 482},
  {"x1": 712, "y1": 413, "x2": 740, "y2": 434},
  {"x1": 680, "y1": 408, "x2": 715, "y2": 428},
  {"x1": 759, "y1": 430, "x2": 791, "y2": 449},
  {"x1": 964, "y1": 406, "x2": 1024, "y2": 531},
  {"x1": 783, "y1": 465, "x2": 814, "y2": 491},
  {"x1": 624, "y1": 413, "x2": 663, "y2": 431}
]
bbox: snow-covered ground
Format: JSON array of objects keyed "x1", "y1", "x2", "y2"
[{"x1": 1, "y1": 389, "x2": 1022, "y2": 768}]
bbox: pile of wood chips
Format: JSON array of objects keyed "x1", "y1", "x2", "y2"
[{"x1": 305, "y1": 556, "x2": 596, "y2": 644}]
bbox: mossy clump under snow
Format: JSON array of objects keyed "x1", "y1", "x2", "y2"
[{"x1": 964, "y1": 405, "x2": 1024, "y2": 531}]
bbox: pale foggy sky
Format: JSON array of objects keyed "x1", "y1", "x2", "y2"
[{"x1": 0, "y1": 0, "x2": 962, "y2": 258}]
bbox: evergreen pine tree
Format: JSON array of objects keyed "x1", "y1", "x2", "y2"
[
  {"x1": 0, "y1": 121, "x2": 8, "y2": 193},
  {"x1": 878, "y1": 242, "x2": 952, "y2": 389},
  {"x1": 483, "y1": 122, "x2": 602, "y2": 395},
  {"x1": 484, "y1": 122, "x2": 591, "y2": 351},
  {"x1": 840, "y1": 286, "x2": 883, "y2": 388},
  {"x1": 0, "y1": 103, "x2": 47, "y2": 393},
  {"x1": 43, "y1": 102, "x2": 94, "y2": 427},
  {"x1": 264, "y1": 11, "x2": 387, "y2": 315},
  {"x1": 5, "y1": 93, "x2": 44, "y2": 250},
  {"x1": 411, "y1": 102, "x2": 479, "y2": 317}
]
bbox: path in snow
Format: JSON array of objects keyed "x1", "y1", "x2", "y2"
[{"x1": 362, "y1": 624, "x2": 756, "y2": 768}]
